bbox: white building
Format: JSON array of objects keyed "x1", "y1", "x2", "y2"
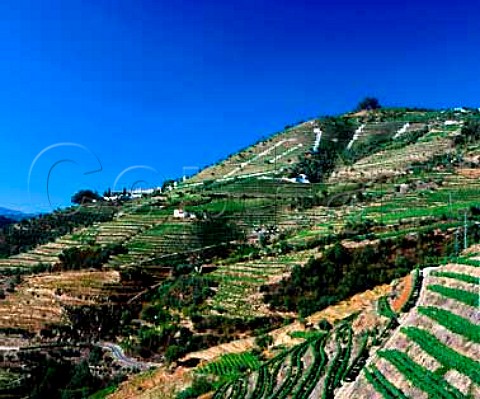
[
  {"x1": 173, "y1": 209, "x2": 197, "y2": 219},
  {"x1": 281, "y1": 174, "x2": 310, "y2": 184},
  {"x1": 444, "y1": 120, "x2": 461, "y2": 126}
]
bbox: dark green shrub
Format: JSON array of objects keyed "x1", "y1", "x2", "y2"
[
  {"x1": 255, "y1": 334, "x2": 274, "y2": 350},
  {"x1": 176, "y1": 376, "x2": 214, "y2": 399}
]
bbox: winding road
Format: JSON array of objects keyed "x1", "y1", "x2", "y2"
[
  {"x1": 99, "y1": 342, "x2": 161, "y2": 369},
  {"x1": 0, "y1": 342, "x2": 161, "y2": 370}
]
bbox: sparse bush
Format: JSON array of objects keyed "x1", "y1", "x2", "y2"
[
  {"x1": 255, "y1": 334, "x2": 273, "y2": 350},
  {"x1": 318, "y1": 319, "x2": 332, "y2": 331},
  {"x1": 165, "y1": 345, "x2": 183, "y2": 363},
  {"x1": 454, "y1": 119, "x2": 480, "y2": 144}
]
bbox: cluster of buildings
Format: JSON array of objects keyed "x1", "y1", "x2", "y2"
[{"x1": 103, "y1": 187, "x2": 162, "y2": 202}]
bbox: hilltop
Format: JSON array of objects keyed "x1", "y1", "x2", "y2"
[{"x1": 0, "y1": 105, "x2": 479, "y2": 398}]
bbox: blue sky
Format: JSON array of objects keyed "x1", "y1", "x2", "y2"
[{"x1": 0, "y1": 0, "x2": 479, "y2": 212}]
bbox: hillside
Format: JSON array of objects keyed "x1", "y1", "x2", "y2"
[
  {"x1": 0, "y1": 207, "x2": 33, "y2": 229},
  {"x1": 0, "y1": 216, "x2": 14, "y2": 229},
  {"x1": 337, "y1": 256, "x2": 480, "y2": 399},
  {"x1": 0, "y1": 106, "x2": 479, "y2": 398},
  {"x1": 206, "y1": 256, "x2": 479, "y2": 399}
]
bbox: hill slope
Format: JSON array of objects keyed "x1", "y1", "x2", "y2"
[
  {"x1": 0, "y1": 107, "x2": 479, "y2": 398},
  {"x1": 208, "y1": 255, "x2": 479, "y2": 399}
]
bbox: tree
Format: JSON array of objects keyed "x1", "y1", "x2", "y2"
[
  {"x1": 162, "y1": 179, "x2": 176, "y2": 192},
  {"x1": 291, "y1": 117, "x2": 355, "y2": 183},
  {"x1": 356, "y1": 97, "x2": 382, "y2": 111},
  {"x1": 71, "y1": 189, "x2": 102, "y2": 205},
  {"x1": 292, "y1": 143, "x2": 338, "y2": 183},
  {"x1": 454, "y1": 119, "x2": 480, "y2": 145},
  {"x1": 66, "y1": 360, "x2": 96, "y2": 391}
]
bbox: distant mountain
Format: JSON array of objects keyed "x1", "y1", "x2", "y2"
[{"x1": 0, "y1": 207, "x2": 34, "y2": 221}]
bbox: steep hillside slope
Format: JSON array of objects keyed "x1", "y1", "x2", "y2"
[
  {"x1": 187, "y1": 121, "x2": 319, "y2": 183},
  {"x1": 338, "y1": 256, "x2": 479, "y2": 399},
  {"x1": 208, "y1": 255, "x2": 479, "y2": 399},
  {"x1": 1, "y1": 107, "x2": 480, "y2": 398}
]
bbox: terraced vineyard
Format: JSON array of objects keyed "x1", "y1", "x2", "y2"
[
  {"x1": 0, "y1": 205, "x2": 117, "y2": 271},
  {"x1": 207, "y1": 252, "x2": 479, "y2": 399},
  {"x1": 206, "y1": 251, "x2": 314, "y2": 318},
  {"x1": 208, "y1": 318, "x2": 381, "y2": 399},
  {"x1": 0, "y1": 270, "x2": 132, "y2": 331},
  {"x1": 187, "y1": 121, "x2": 318, "y2": 183},
  {"x1": 331, "y1": 123, "x2": 455, "y2": 183},
  {"x1": 346, "y1": 121, "x2": 414, "y2": 150},
  {"x1": 107, "y1": 219, "x2": 203, "y2": 268},
  {"x1": 204, "y1": 273, "x2": 406, "y2": 399},
  {"x1": 336, "y1": 255, "x2": 480, "y2": 399},
  {"x1": 198, "y1": 352, "x2": 261, "y2": 377}
]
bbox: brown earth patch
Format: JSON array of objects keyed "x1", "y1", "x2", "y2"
[
  {"x1": 108, "y1": 366, "x2": 193, "y2": 399},
  {"x1": 456, "y1": 168, "x2": 480, "y2": 179},
  {"x1": 391, "y1": 274, "x2": 412, "y2": 313}
]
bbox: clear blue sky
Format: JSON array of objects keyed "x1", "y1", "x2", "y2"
[{"x1": 0, "y1": 0, "x2": 479, "y2": 212}]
